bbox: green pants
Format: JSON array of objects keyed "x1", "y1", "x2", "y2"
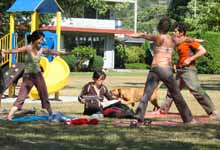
[{"x1": 160, "y1": 66, "x2": 215, "y2": 115}]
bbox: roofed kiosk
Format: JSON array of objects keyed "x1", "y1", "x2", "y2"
[{"x1": 7, "y1": 0, "x2": 63, "y2": 50}]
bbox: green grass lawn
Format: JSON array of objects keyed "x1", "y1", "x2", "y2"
[{"x1": 0, "y1": 71, "x2": 220, "y2": 150}]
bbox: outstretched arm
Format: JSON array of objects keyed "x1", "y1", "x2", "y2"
[
  {"x1": 128, "y1": 32, "x2": 157, "y2": 41},
  {"x1": 2, "y1": 46, "x2": 27, "y2": 54},
  {"x1": 173, "y1": 36, "x2": 206, "y2": 45},
  {"x1": 42, "y1": 48, "x2": 72, "y2": 56}
]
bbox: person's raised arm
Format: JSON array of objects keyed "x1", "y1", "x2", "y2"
[
  {"x1": 173, "y1": 36, "x2": 206, "y2": 45},
  {"x1": 2, "y1": 46, "x2": 27, "y2": 54},
  {"x1": 41, "y1": 48, "x2": 72, "y2": 56},
  {"x1": 128, "y1": 32, "x2": 157, "y2": 41}
]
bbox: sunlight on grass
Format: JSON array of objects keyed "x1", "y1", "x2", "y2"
[{"x1": 1, "y1": 72, "x2": 220, "y2": 150}]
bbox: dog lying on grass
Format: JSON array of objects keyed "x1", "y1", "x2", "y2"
[{"x1": 111, "y1": 83, "x2": 162, "y2": 110}]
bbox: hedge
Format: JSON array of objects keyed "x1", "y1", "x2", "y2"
[
  {"x1": 186, "y1": 32, "x2": 220, "y2": 74},
  {"x1": 61, "y1": 55, "x2": 77, "y2": 72},
  {"x1": 88, "y1": 55, "x2": 104, "y2": 71},
  {"x1": 125, "y1": 63, "x2": 149, "y2": 69}
]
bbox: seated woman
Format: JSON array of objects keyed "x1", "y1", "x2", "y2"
[{"x1": 78, "y1": 70, "x2": 121, "y2": 115}]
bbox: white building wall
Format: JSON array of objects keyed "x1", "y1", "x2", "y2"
[
  {"x1": 103, "y1": 35, "x2": 115, "y2": 69},
  {"x1": 50, "y1": 18, "x2": 116, "y2": 30}
]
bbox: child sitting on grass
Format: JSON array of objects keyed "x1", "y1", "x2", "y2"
[{"x1": 78, "y1": 70, "x2": 121, "y2": 115}]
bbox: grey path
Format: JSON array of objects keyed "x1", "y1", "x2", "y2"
[{"x1": 2, "y1": 96, "x2": 78, "y2": 104}]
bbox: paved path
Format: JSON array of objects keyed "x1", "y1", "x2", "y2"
[{"x1": 2, "y1": 96, "x2": 79, "y2": 103}]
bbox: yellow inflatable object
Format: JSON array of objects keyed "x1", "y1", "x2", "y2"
[{"x1": 29, "y1": 57, "x2": 70, "y2": 99}]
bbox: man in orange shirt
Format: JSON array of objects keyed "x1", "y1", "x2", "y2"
[{"x1": 160, "y1": 23, "x2": 219, "y2": 116}]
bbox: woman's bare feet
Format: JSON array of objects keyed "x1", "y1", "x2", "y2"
[
  {"x1": 209, "y1": 111, "x2": 220, "y2": 118},
  {"x1": 7, "y1": 106, "x2": 18, "y2": 120}
]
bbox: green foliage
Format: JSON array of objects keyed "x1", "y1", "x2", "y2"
[
  {"x1": 88, "y1": 55, "x2": 104, "y2": 71},
  {"x1": 61, "y1": 54, "x2": 77, "y2": 72},
  {"x1": 142, "y1": 41, "x2": 153, "y2": 65},
  {"x1": 168, "y1": 0, "x2": 191, "y2": 22},
  {"x1": 196, "y1": 53, "x2": 218, "y2": 74},
  {"x1": 125, "y1": 46, "x2": 146, "y2": 64},
  {"x1": 115, "y1": 0, "x2": 170, "y2": 32},
  {"x1": 115, "y1": 44, "x2": 147, "y2": 69},
  {"x1": 137, "y1": 5, "x2": 168, "y2": 32},
  {"x1": 72, "y1": 46, "x2": 96, "y2": 71},
  {"x1": 115, "y1": 43, "x2": 127, "y2": 68},
  {"x1": 184, "y1": 0, "x2": 220, "y2": 32},
  {"x1": 197, "y1": 32, "x2": 220, "y2": 73},
  {"x1": 125, "y1": 63, "x2": 149, "y2": 69},
  {"x1": 73, "y1": 46, "x2": 96, "y2": 59},
  {"x1": 40, "y1": 14, "x2": 53, "y2": 26},
  {"x1": 57, "y1": 0, "x2": 109, "y2": 18},
  {"x1": 0, "y1": 0, "x2": 14, "y2": 36}
]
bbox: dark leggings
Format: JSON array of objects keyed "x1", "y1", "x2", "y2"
[
  {"x1": 0, "y1": 69, "x2": 5, "y2": 94},
  {"x1": 135, "y1": 67, "x2": 193, "y2": 123},
  {"x1": 14, "y1": 72, "x2": 51, "y2": 111}
]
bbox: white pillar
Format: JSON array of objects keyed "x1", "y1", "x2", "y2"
[
  {"x1": 103, "y1": 35, "x2": 115, "y2": 69},
  {"x1": 134, "y1": 0, "x2": 138, "y2": 33},
  {"x1": 194, "y1": 0, "x2": 197, "y2": 18}
]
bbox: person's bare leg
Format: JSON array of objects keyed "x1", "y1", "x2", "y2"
[{"x1": 7, "y1": 106, "x2": 19, "y2": 120}]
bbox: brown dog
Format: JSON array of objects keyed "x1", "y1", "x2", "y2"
[{"x1": 111, "y1": 83, "x2": 162, "y2": 110}]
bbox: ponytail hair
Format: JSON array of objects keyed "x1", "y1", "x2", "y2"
[{"x1": 27, "y1": 30, "x2": 45, "y2": 44}]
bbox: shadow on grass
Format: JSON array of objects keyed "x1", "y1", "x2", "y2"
[
  {"x1": 0, "y1": 120, "x2": 220, "y2": 150},
  {"x1": 124, "y1": 82, "x2": 220, "y2": 90}
]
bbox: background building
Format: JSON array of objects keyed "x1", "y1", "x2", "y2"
[{"x1": 41, "y1": 0, "x2": 135, "y2": 69}]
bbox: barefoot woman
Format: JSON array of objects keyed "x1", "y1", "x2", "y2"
[
  {"x1": 3, "y1": 30, "x2": 69, "y2": 120},
  {"x1": 129, "y1": 17, "x2": 193, "y2": 124}
]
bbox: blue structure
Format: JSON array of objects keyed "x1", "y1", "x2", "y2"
[
  {"x1": 7, "y1": 0, "x2": 63, "y2": 14},
  {"x1": 42, "y1": 31, "x2": 58, "y2": 61},
  {"x1": 7, "y1": 0, "x2": 63, "y2": 63}
]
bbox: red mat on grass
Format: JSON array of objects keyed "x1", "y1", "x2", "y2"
[
  {"x1": 144, "y1": 112, "x2": 220, "y2": 119},
  {"x1": 150, "y1": 120, "x2": 212, "y2": 126}
]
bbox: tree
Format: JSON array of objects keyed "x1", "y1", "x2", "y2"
[
  {"x1": 167, "y1": 0, "x2": 191, "y2": 22},
  {"x1": 72, "y1": 46, "x2": 96, "y2": 71},
  {"x1": 137, "y1": 4, "x2": 168, "y2": 32},
  {"x1": 57, "y1": 0, "x2": 108, "y2": 18},
  {"x1": 184, "y1": 0, "x2": 220, "y2": 32},
  {"x1": 115, "y1": 0, "x2": 170, "y2": 32},
  {"x1": 0, "y1": 0, "x2": 14, "y2": 36}
]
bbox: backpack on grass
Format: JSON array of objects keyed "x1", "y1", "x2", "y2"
[{"x1": 103, "y1": 103, "x2": 134, "y2": 119}]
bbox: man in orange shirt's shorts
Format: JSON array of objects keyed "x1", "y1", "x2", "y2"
[{"x1": 160, "y1": 23, "x2": 219, "y2": 116}]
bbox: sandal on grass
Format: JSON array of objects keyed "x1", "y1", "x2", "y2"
[{"x1": 130, "y1": 119, "x2": 152, "y2": 127}]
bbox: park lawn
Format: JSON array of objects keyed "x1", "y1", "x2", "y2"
[
  {"x1": 0, "y1": 71, "x2": 220, "y2": 150},
  {"x1": 0, "y1": 101, "x2": 220, "y2": 150}
]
